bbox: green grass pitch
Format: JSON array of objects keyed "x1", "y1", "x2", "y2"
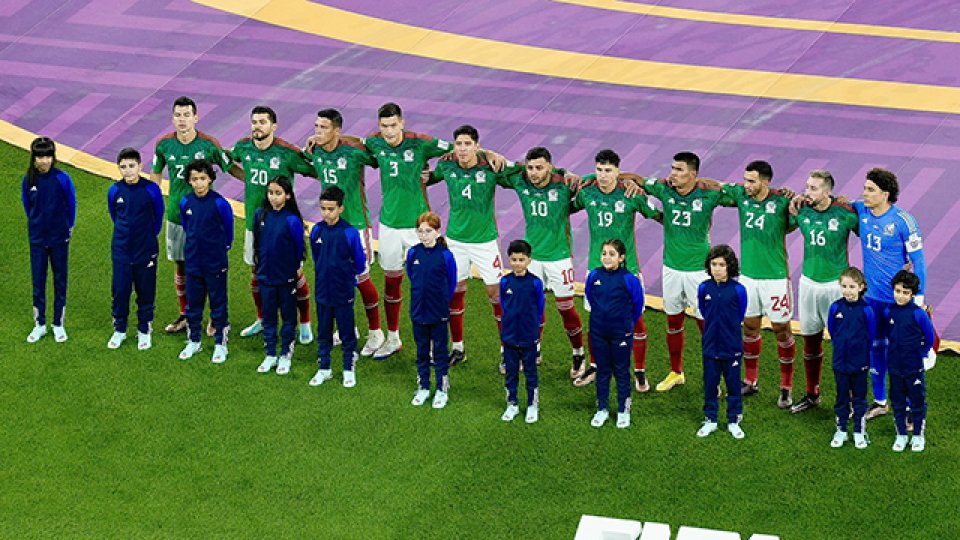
[{"x1": 1, "y1": 140, "x2": 957, "y2": 539}]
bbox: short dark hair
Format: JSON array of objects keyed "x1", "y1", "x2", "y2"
[
  {"x1": 595, "y1": 149, "x2": 620, "y2": 167},
  {"x1": 116, "y1": 147, "x2": 141, "y2": 164},
  {"x1": 810, "y1": 169, "x2": 835, "y2": 191},
  {"x1": 320, "y1": 185, "x2": 345, "y2": 206},
  {"x1": 705, "y1": 244, "x2": 739, "y2": 278},
  {"x1": 317, "y1": 109, "x2": 343, "y2": 129},
  {"x1": 507, "y1": 239, "x2": 532, "y2": 257},
  {"x1": 172, "y1": 96, "x2": 197, "y2": 114},
  {"x1": 185, "y1": 159, "x2": 216, "y2": 181},
  {"x1": 251, "y1": 105, "x2": 277, "y2": 124},
  {"x1": 673, "y1": 151, "x2": 700, "y2": 173},
  {"x1": 525, "y1": 146, "x2": 552, "y2": 163},
  {"x1": 866, "y1": 168, "x2": 899, "y2": 203},
  {"x1": 453, "y1": 124, "x2": 479, "y2": 143},
  {"x1": 891, "y1": 270, "x2": 920, "y2": 295},
  {"x1": 745, "y1": 160, "x2": 773, "y2": 181},
  {"x1": 378, "y1": 102, "x2": 402, "y2": 119}
]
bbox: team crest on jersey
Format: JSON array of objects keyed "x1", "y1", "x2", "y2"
[
  {"x1": 614, "y1": 200, "x2": 626, "y2": 213},
  {"x1": 476, "y1": 171, "x2": 486, "y2": 183},
  {"x1": 269, "y1": 156, "x2": 280, "y2": 170},
  {"x1": 548, "y1": 190, "x2": 558, "y2": 202},
  {"x1": 337, "y1": 157, "x2": 347, "y2": 169},
  {"x1": 403, "y1": 149, "x2": 414, "y2": 162},
  {"x1": 765, "y1": 201, "x2": 777, "y2": 214},
  {"x1": 884, "y1": 223, "x2": 896, "y2": 236},
  {"x1": 828, "y1": 218, "x2": 839, "y2": 231},
  {"x1": 692, "y1": 199, "x2": 703, "y2": 212},
  {"x1": 194, "y1": 151, "x2": 204, "y2": 160}
]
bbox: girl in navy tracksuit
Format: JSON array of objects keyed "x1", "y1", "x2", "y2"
[
  {"x1": 254, "y1": 176, "x2": 306, "y2": 376},
  {"x1": 697, "y1": 244, "x2": 748, "y2": 439},
  {"x1": 827, "y1": 267, "x2": 876, "y2": 449},
  {"x1": 886, "y1": 270, "x2": 936, "y2": 452},
  {"x1": 584, "y1": 239, "x2": 644, "y2": 429},
  {"x1": 406, "y1": 212, "x2": 457, "y2": 409},
  {"x1": 309, "y1": 186, "x2": 366, "y2": 388},
  {"x1": 178, "y1": 159, "x2": 234, "y2": 363},
  {"x1": 107, "y1": 147, "x2": 164, "y2": 351},
  {"x1": 22, "y1": 137, "x2": 76, "y2": 344}
]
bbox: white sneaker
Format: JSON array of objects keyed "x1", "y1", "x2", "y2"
[
  {"x1": 697, "y1": 421, "x2": 719, "y2": 438},
  {"x1": 432, "y1": 390, "x2": 448, "y2": 409},
  {"x1": 502, "y1": 404, "x2": 520, "y2": 422},
  {"x1": 854, "y1": 432, "x2": 869, "y2": 449},
  {"x1": 343, "y1": 370, "x2": 356, "y2": 388},
  {"x1": 910, "y1": 435, "x2": 926, "y2": 452},
  {"x1": 258, "y1": 356, "x2": 278, "y2": 373},
  {"x1": 728, "y1": 423, "x2": 745, "y2": 439},
  {"x1": 616, "y1": 412, "x2": 631, "y2": 429},
  {"x1": 240, "y1": 319, "x2": 263, "y2": 337},
  {"x1": 525, "y1": 406, "x2": 539, "y2": 424},
  {"x1": 211, "y1": 344, "x2": 228, "y2": 364},
  {"x1": 591, "y1": 410, "x2": 610, "y2": 428},
  {"x1": 412, "y1": 388, "x2": 430, "y2": 406},
  {"x1": 831, "y1": 430, "x2": 848, "y2": 448},
  {"x1": 361, "y1": 329, "x2": 386, "y2": 356},
  {"x1": 298, "y1": 323, "x2": 313, "y2": 344},
  {"x1": 26, "y1": 325, "x2": 47, "y2": 343},
  {"x1": 179, "y1": 341, "x2": 202, "y2": 360},
  {"x1": 374, "y1": 337, "x2": 402, "y2": 360},
  {"x1": 892, "y1": 435, "x2": 909, "y2": 452},
  {"x1": 52, "y1": 325, "x2": 68, "y2": 342},
  {"x1": 309, "y1": 368, "x2": 332, "y2": 386},
  {"x1": 276, "y1": 353, "x2": 292, "y2": 375},
  {"x1": 137, "y1": 332, "x2": 152, "y2": 351},
  {"x1": 107, "y1": 331, "x2": 127, "y2": 349}
]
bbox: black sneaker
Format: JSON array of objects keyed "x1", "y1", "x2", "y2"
[
  {"x1": 777, "y1": 388, "x2": 793, "y2": 409},
  {"x1": 570, "y1": 353, "x2": 585, "y2": 379},
  {"x1": 741, "y1": 381, "x2": 759, "y2": 396},
  {"x1": 574, "y1": 366, "x2": 596, "y2": 387},
  {"x1": 634, "y1": 369, "x2": 649, "y2": 392},
  {"x1": 790, "y1": 393, "x2": 821, "y2": 414},
  {"x1": 449, "y1": 349, "x2": 466, "y2": 367}
]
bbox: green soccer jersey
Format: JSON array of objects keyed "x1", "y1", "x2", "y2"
[
  {"x1": 796, "y1": 200, "x2": 860, "y2": 283},
  {"x1": 304, "y1": 137, "x2": 377, "y2": 229},
  {"x1": 431, "y1": 154, "x2": 512, "y2": 243},
  {"x1": 722, "y1": 184, "x2": 794, "y2": 279},
  {"x1": 501, "y1": 169, "x2": 574, "y2": 262},
  {"x1": 644, "y1": 178, "x2": 732, "y2": 272},
  {"x1": 229, "y1": 137, "x2": 315, "y2": 231},
  {"x1": 572, "y1": 175, "x2": 662, "y2": 274},
  {"x1": 365, "y1": 131, "x2": 451, "y2": 229},
  {"x1": 152, "y1": 130, "x2": 233, "y2": 225}
]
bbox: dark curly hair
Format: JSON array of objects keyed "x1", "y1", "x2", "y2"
[{"x1": 705, "y1": 244, "x2": 739, "y2": 279}]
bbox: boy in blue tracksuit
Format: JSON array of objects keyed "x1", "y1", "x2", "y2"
[
  {"x1": 22, "y1": 137, "x2": 76, "y2": 344},
  {"x1": 697, "y1": 244, "x2": 748, "y2": 439},
  {"x1": 886, "y1": 270, "x2": 936, "y2": 452},
  {"x1": 107, "y1": 147, "x2": 164, "y2": 351},
  {"x1": 254, "y1": 176, "x2": 306, "y2": 376},
  {"x1": 827, "y1": 267, "x2": 877, "y2": 449},
  {"x1": 407, "y1": 212, "x2": 458, "y2": 409},
  {"x1": 309, "y1": 186, "x2": 366, "y2": 388},
  {"x1": 584, "y1": 239, "x2": 645, "y2": 429},
  {"x1": 499, "y1": 239, "x2": 546, "y2": 424},
  {"x1": 178, "y1": 159, "x2": 234, "y2": 364}
]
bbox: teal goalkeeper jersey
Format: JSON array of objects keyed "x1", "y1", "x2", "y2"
[
  {"x1": 644, "y1": 178, "x2": 732, "y2": 272},
  {"x1": 722, "y1": 184, "x2": 794, "y2": 280},
  {"x1": 365, "y1": 131, "x2": 451, "y2": 229},
  {"x1": 431, "y1": 154, "x2": 512, "y2": 243},
  {"x1": 229, "y1": 137, "x2": 315, "y2": 231},
  {"x1": 501, "y1": 168, "x2": 574, "y2": 262},
  {"x1": 796, "y1": 200, "x2": 860, "y2": 283},
  {"x1": 304, "y1": 137, "x2": 377, "y2": 229},
  {"x1": 152, "y1": 130, "x2": 233, "y2": 225}
]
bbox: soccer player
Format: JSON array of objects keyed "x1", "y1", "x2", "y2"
[
  {"x1": 571, "y1": 149, "x2": 662, "y2": 391},
  {"x1": 720, "y1": 161, "x2": 798, "y2": 408},
  {"x1": 230, "y1": 105, "x2": 316, "y2": 344},
  {"x1": 642, "y1": 152, "x2": 732, "y2": 392},
  {"x1": 303, "y1": 108, "x2": 384, "y2": 356},
  {"x1": 150, "y1": 96, "x2": 240, "y2": 334},
  {"x1": 790, "y1": 170, "x2": 859, "y2": 414}
]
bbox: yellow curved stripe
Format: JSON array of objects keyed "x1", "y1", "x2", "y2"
[
  {"x1": 555, "y1": 0, "x2": 960, "y2": 43},
  {"x1": 193, "y1": 0, "x2": 960, "y2": 114}
]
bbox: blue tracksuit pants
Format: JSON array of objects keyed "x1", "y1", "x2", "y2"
[
  {"x1": 503, "y1": 343, "x2": 539, "y2": 407},
  {"x1": 112, "y1": 255, "x2": 157, "y2": 334},
  {"x1": 316, "y1": 302, "x2": 357, "y2": 371},
  {"x1": 703, "y1": 357, "x2": 743, "y2": 423},
  {"x1": 185, "y1": 270, "x2": 228, "y2": 344},
  {"x1": 890, "y1": 372, "x2": 926, "y2": 436},
  {"x1": 591, "y1": 329, "x2": 632, "y2": 414},
  {"x1": 414, "y1": 321, "x2": 449, "y2": 392},
  {"x1": 834, "y1": 370, "x2": 868, "y2": 434},
  {"x1": 30, "y1": 243, "x2": 69, "y2": 326},
  {"x1": 262, "y1": 283, "x2": 297, "y2": 357}
]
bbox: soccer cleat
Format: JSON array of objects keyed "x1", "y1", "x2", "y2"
[
  {"x1": 656, "y1": 371, "x2": 685, "y2": 392},
  {"x1": 910, "y1": 435, "x2": 926, "y2": 452},
  {"x1": 164, "y1": 315, "x2": 187, "y2": 333},
  {"x1": 591, "y1": 409, "x2": 610, "y2": 428},
  {"x1": 343, "y1": 370, "x2": 356, "y2": 388},
  {"x1": 892, "y1": 435, "x2": 909, "y2": 452},
  {"x1": 616, "y1": 412, "x2": 631, "y2": 429},
  {"x1": 432, "y1": 390, "x2": 448, "y2": 409},
  {"x1": 525, "y1": 405, "x2": 539, "y2": 424},
  {"x1": 728, "y1": 422, "x2": 745, "y2": 439},
  {"x1": 258, "y1": 356, "x2": 279, "y2": 373},
  {"x1": 449, "y1": 349, "x2": 467, "y2": 367},
  {"x1": 240, "y1": 319, "x2": 263, "y2": 337},
  {"x1": 309, "y1": 368, "x2": 333, "y2": 386},
  {"x1": 52, "y1": 325, "x2": 68, "y2": 342},
  {"x1": 502, "y1": 404, "x2": 520, "y2": 422},
  {"x1": 570, "y1": 353, "x2": 586, "y2": 379},
  {"x1": 697, "y1": 420, "x2": 718, "y2": 438},
  {"x1": 107, "y1": 331, "x2": 127, "y2": 350},
  {"x1": 741, "y1": 381, "x2": 759, "y2": 396},
  {"x1": 411, "y1": 388, "x2": 431, "y2": 406},
  {"x1": 854, "y1": 432, "x2": 869, "y2": 449},
  {"x1": 137, "y1": 332, "x2": 152, "y2": 351},
  {"x1": 634, "y1": 369, "x2": 649, "y2": 393},
  {"x1": 777, "y1": 389, "x2": 793, "y2": 409},
  {"x1": 573, "y1": 366, "x2": 597, "y2": 387},
  {"x1": 790, "y1": 393, "x2": 821, "y2": 414},
  {"x1": 298, "y1": 323, "x2": 314, "y2": 345},
  {"x1": 26, "y1": 325, "x2": 47, "y2": 343},
  {"x1": 211, "y1": 344, "x2": 228, "y2": 364},
  {"x1": 205, "y1": 320, "x2": 215, "y2": 337},
  {"x1": 276, "y1": 353, "x2": 292, "y2": 375},
  {"x1": 373, "y1": 337, "x2": 403, "y2": 360},
  {"x1": 178, "y1": 341, "x2": 202, "y2": 360},
  {"x1": 830, "y1": 430, "x2": 848, "y2": 448},
  {"x1": 865, "y1": 402, "x2": 889, "y2": 420},
  {"x1": 360, "y1": 329, "x2": 385, "y2": 357}
]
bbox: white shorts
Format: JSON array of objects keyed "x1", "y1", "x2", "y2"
[
  {"x1": 740, "y1": 275, "x2": 793, "y2": 323},
  {"x1": 527, "y1": 258, "x2": 575, "y2": 297},
  {"x1": 585, "y1": 272, "x2": 643, "y2": 312},
  {"x1": 243, "y1": 229, "x2": 255, "y2": 266},
  {"x1": 662, "y1": 266, "x2": 708, "y2": 318},
  {"x1": 378, "y1": 222, "x2": 420, "y2": 272},
  {"x1": 165, "y1": 220, "x2": 185, "y2": 261},
  {"x1": 448, "y1": 238, "x2": 503, "y2": 285},
  {"x1": 798, "y1": 275, "x2": 841, "y2": 335},
  {"x1": 358, "y1": 227, "x2": 374, "y2": 275}
]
